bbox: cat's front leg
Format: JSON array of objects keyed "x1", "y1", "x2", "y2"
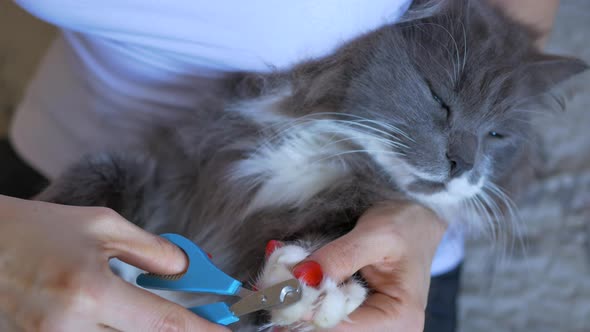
[
  {"x1": 257, "y1": 240, "x2": 367, "y2": 331},
  {"x1": 37, "y1": 153, "x2": 156, "y2": 223}
]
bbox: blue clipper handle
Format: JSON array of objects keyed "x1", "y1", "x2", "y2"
[
  {"x1": 136, "y1": 233, "x2": 242, "y2": 296},
  {"x1": 189, "y1": 302, "x2": 239, "y2": 326}
]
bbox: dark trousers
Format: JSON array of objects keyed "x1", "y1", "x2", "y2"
[
  {"x1": 0, "y1": 137, "x2": 460, "y2": 331},
  {"x1": 0, "y1": 139, "x2": 48, "y2": 198},
  {"x1": 425, "y1": 265, "x2": 461, "y2": 332}
]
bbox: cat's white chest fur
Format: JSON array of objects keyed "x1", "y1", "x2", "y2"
[{"x1": 231, "y1": 122, "x2": 352, "y2": 215}]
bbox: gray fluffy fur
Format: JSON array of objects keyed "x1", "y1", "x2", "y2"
[{"x1": 39, "y1": 0, "x2": 587, "y2": 329}]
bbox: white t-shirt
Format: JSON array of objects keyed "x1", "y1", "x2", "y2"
[{"x1": 12, "y1": 0, "x2": 463, "y2": 276}]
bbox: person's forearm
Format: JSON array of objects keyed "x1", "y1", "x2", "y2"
[{"x1": 488, "y1": 0, "x2": 560, "y2": 47}]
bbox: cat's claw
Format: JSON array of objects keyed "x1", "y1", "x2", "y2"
[{"x1": 257, "y1": 243, "x2": 367, "y2": 330}]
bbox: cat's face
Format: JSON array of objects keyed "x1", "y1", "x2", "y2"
[
  {"x1": 333, "y1": 9, "x2": 587, "y2": 208},
  {"x1": 239, "y1": 1, "x2": 586, "y2": 213},
  {"x1": 341, "y1": 37, "x2": 513, "y2": 207}
]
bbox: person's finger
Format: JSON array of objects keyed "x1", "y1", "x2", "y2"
[
  {"x1": 299, "y1": 216, "x2": 404, "y2": 284},
  {"x1": 102, "y1": 279, "x2": 230, "y2": 332},
  {"x1": 89, "y1": 208, "x2": 187, "y2": 275},
  {"x1": 327, "y1": 293, "x2": 425, "y2": 332},
  {"x1": 98, "y1": 323, "x2": 122, "y2": 331},
  {"x1": 299, "y1": 203, "x2": 443, "y2": 284}
]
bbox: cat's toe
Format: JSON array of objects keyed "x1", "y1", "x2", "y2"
[
  {"x1": 257, "y1": 243, "x2": 367, "y2": 330},
  {"x1": 257, "y1": 244, "x2": 318, "y2": 326},
  {"x1": 312, "y1": 279, "x2": 348, "y2": 328},
  {"x1": 312, "y1": 278, "x2": 367, "y2": 328},
  {"x1": 340, "y1": 279, "x2": 368, "y2": 316},
  {"x1": 270, "y1": 285, "x2": 321, "y2": 326},
  {"x1": 258, "y1": 244, "x2": 311, "y2": 288}
]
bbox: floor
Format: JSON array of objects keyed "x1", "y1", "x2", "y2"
[{"x1": 1, "y1": 1, "x2": 588, "y2": 331}]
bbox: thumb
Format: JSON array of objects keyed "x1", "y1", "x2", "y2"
[
  {"x1": 95, "y1": 210, "x2": 188, "y2": 275},
  {"x1": 298, "y1": 215, "x2": 404, "y2": 284}
]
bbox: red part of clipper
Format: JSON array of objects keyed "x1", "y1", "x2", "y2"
[{"x1": 265, "y1": 240, "x2": 284, "y2": 258}]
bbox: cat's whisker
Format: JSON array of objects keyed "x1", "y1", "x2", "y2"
[
  {"x1": 334, "y1": 122, "x2": 412, "y2": 148},
  {"x1": 484, "y1": 182, "x2": 527, "y2": 259},
  {"x1": 412, "y1": 39, "x2": 455, "y2": 85},
  {"x1": 460, "y1": 20, "x2": 468, "y2": 73},
  {"x1": 468, "y1": 198, "x2": 483, "y2": 231},
  {"x1": 299, "y1": 112, "x2": 410, "y2": 137},
  {"x1": 253, "y1": 116, "x2": 411, "y2": 160},
  {"x1": 480, "y1": 181, "x2": 526, "y2": 267},
  {"x1": 510, "y1": 108, "x2": 556, "y2": 116},
  {"x1": 460, "y1": 197, "x2": 477, "y2": 234},
  {"x1": 272, "y1": 111, "x2": 408, "y2": 137},
  {"x1": 260, "y1": 115, "x2": 394, "y2": 142},
  {"x1": 426, "y1": 22, "x2": 462, "y2": 83},
  {"x1": 481, "y1": 190, "x2": 505, "y2": 244},
  {"x1": 486, "y1": 183, "x2": 519, "y2": 221},
  {"x1": 259, "y1": 112, "x2": 361, "y2": 139},
  {"x1": 480, "y1": 190, "x2": 511, "y2": 268},
  {"x1": 466, "y1": 196, "x2": 492, "y2": 240},
  {"x1": 316, "y1": 118, "x2": 413, "y2": 147},
  {"x1": 252, "y1": 112, "x2": 415, "y2": 157},
  {"x1": 294, "y1": 120, "x2": 409, "y2": 149},
  {"x1": 349, "y1": 133, "x2": 410, "y2": 150},
  {"x1": 257, "y1": 118, "x2": 312, "y2": 143},
  {"x1": 411, "y1": 23, "x2": 459, "y2": 83},
  {"x1": 472, "y1": 194, "x2": 497, "y2": 242},
  {"x1": 471, "y1": 196, "x2": 490, "y2": 238},
  {"x1": 327, "y1": 119, "x2": 403, "y2": 142},
  {"x1": 352, "y1": 119, "x2": 414, "y2": 142},
  {"x1": 249, "y1": 117, "x2": 341, "y2": 155},
  {"x1": 257, "y1": 322, "x2": 274, "y2": 332},
  {"x1": 320, "y1": 134, "x2": 405, "y2": 151},
  {"x1": 311, "y1": 149, "x2": 403, "y2": 166}
]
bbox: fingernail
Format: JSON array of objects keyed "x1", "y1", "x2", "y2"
[
  {"x1": 265, "y1": 240, "x2": 284, "y2": 258},
  {"x1": 292, "y1": 261, "x2": 323, "y2": 288}
]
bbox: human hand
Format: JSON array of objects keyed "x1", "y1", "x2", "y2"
[
  {"x1": 488, "y1": 0, "x2": 559, "y2": 48},
  {"x1": 298, "y1": 202, "x2": 446, "y2": 332},
  {"x1": 0, "y1": 195, "x2": 228, "y2": 332}
]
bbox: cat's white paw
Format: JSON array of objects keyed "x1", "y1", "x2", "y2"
[{"x1": 257, "y1": 242, "x2": 367, "y2": 331}]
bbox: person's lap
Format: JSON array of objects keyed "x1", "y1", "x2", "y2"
[{"x1": 0, "y1": 137, "x2": 460, "y2": 331}]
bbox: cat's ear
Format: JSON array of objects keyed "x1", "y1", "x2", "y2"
[
  {"x1": 283, "y1": 59, "x2": 351, "y2": 117},
  {"x1": 517, "y1": 54, "x2": 588, "y2": 98},
  {"x1": 298, "y1": 65, "x2": 348, "y2": 109}
]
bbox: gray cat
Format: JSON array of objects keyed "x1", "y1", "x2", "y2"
[{"x1": 39, "y1": 0, "x2": 587, "y2": 330}]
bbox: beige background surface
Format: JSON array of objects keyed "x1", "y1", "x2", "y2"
[{"x1": 1, "y1": 1, "x2": 589, "y2": 331}]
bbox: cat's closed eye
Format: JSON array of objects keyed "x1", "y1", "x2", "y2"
[{"x1": 431, "y1": 90, "x2": 450, "y2": 119}]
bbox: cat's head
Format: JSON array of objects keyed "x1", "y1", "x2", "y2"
[{"x1": 251, "y1": 0, "x2": 587, "y2": 210}]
